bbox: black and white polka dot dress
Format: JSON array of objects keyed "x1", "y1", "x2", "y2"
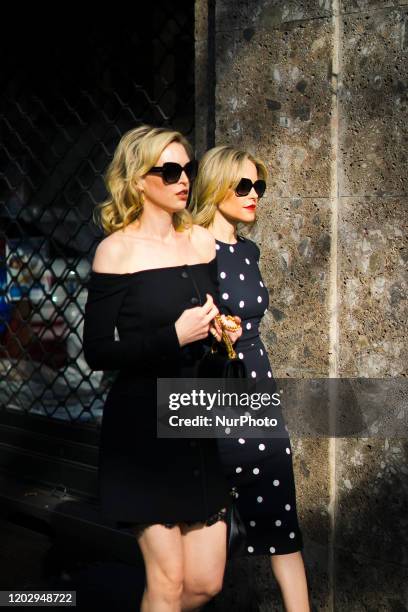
[{"x1": 215, "y1": 235, "x2": 304, "y2": 556}]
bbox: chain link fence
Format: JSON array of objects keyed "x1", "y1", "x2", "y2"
[{"x1": 0, "y1": 6, "x2": 195, "y2": 425}]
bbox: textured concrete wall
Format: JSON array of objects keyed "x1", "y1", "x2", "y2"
[
  {"x1": 336, "y1": 5, "x2": 408, "y2": 611},
  {"x1": 196, "y1": 1, "x2": 408, "y2": 610}
]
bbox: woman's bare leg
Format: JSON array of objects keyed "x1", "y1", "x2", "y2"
[
  {"x1": 135, "y1": 523, "x2": 184, "y2": 612},
  {"x1": 180, "y1": 513, "x2": 228, "y2": 611},
  {"x1": 270, "y1": 551, "x2": 310, "y2": 612}
]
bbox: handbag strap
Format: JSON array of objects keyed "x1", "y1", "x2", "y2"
[{"x1": 219, "y1": 325, "x2": 237, "y2": 359}]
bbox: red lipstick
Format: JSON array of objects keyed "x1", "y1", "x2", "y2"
[{"x1": 176, "y1": 189, "x2": 189, "y2": 199}]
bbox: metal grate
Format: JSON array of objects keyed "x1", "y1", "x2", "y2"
[{"x1": 0, "y1": 6, "x2": 195, "y2": 424}]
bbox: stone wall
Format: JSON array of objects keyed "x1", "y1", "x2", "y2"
[{"x1": 196, "y1": 1, "x2": 408, "y2": 610}]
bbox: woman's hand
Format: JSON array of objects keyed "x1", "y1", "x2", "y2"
[
  {"x1": 221, "y1": 315, "x2": 243, "y2": 345},
  {"x1": 209, "y1": 315, "x2": 243, "y2": 345},
  {"x1": 209, "y1": 316, "x2": 223, "y2": 342},
  {"x1": 175, "y1": 294, "x2": 219, "y2": 347}
]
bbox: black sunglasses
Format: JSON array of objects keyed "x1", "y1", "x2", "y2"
[
  {"x1": 234, "y1": 178, "x2": 266, "y2": 198},
  {"x1": 146, "y1": 159, "x2": 198, "y2": 184}
]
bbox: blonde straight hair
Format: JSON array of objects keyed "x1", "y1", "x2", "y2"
[
  {"x1": 190, "y1": 145, "x2": 267, "y2": 228},
  {"x1": 94, "y1": 125, "x2": 194, "y2": 235}
]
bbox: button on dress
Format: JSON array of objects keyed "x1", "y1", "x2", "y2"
[
  {"x1": 215, "y1": 236, "x2": 304, "y2": 556},
  {"x1": 82, "y1": 257, "x2": 232, "y2": 527}
]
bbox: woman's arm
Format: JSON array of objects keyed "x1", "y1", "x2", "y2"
[
  {"x1": 82, "y1": 273, "x2": 180, "y2": 371},
  {"x1": 206, "y1": 255, "x2": 242, "y2": 345},
  {"x1": 246, "y1": 238, "x2": 261, "y2": 263}
]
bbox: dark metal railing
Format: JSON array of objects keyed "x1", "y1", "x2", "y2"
[{"x1": 0, "y1": 5, "x2": 194, "y2": 436}]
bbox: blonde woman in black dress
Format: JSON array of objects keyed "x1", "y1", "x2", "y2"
[
  {"x1": 82, "y1": 127, "x2": 241, "y2": 612},
  {"x1": 191, "y1": 145, "x2": 310, "y2": 611}
]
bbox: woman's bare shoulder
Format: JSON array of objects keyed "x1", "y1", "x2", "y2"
[
  {"x1": 91, "y1": 233, "x2": 129, "y2": 273},
  {"x1": 189, "y1": 224, "x2": 216, "y2": 260}
]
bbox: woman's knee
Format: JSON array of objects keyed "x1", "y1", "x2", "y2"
[
  {"x1": 183, "y1": 572, "x2": 224, "y2": 601},
  {"x1": 148, "y1": 568, "x2": 184, "y2": 604},
  {"x1": 137, "y1": 523, "x2": 184, "y2": 603}
]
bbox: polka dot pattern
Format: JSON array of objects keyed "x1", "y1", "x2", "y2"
[{"x1": 214, "y1": 237, "x2": 303, "y2": 557}]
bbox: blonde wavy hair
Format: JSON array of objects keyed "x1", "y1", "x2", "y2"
[
  {"x1": 190, "y1": 145, "x2": 267, "y2": 228},
  {"x1": 94, "y1": 125, "x2": 194, "y2": 235}
]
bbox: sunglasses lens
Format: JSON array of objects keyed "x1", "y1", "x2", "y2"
[
  {"x1": 162, "y1": 160, "x2": 198, "y2": 184},
  {"x1": 162, "y1": 163, "x2": 182, "y2": 184},
  {"x1": 185, "y1": 159, "x2": 198, "y2": 181},
  {"x1": 235, "y1": 178, "x2": 252, "y2": 197},
  {"x1": 254, "y1": 180, "x2": 266, "y2": 198}
]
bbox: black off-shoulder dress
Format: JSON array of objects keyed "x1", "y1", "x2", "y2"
[{"x1": 82, "y1": 256, "x2": 232, "y2": 531}]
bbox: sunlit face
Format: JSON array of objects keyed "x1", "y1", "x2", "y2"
[
  {"x1": 218, "y1": 159, "x2": 261, "y2": 224},
  {"x1": 139, "y1": 141, "x2": 191, "y2": 212}
]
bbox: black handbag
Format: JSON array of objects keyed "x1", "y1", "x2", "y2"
[
  {"x1": 226, "y1": 487, "x2": 247, "y2": 559},
  {"x1": 195, "y1": 330, "x2": 247, "y2": 378}
]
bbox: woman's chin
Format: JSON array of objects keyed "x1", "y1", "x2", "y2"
[
  {"x1": 155, "y1": 200, "x2": 188, "y2": 214},
  {"x1": 240, "y1": 211, "x2": 256, "y2": 223}
]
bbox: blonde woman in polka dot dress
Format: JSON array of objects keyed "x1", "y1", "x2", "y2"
[{"x1": 191, "y1": 146, "x2": 310, "y2": 611}]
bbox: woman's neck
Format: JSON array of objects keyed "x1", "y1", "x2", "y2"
[
  {"x1": 208, "y1": 210, "x2": 238, "y2": 244},
  {"x1": 127, "y1": 204, "x2": 176, "y2": 243}
]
